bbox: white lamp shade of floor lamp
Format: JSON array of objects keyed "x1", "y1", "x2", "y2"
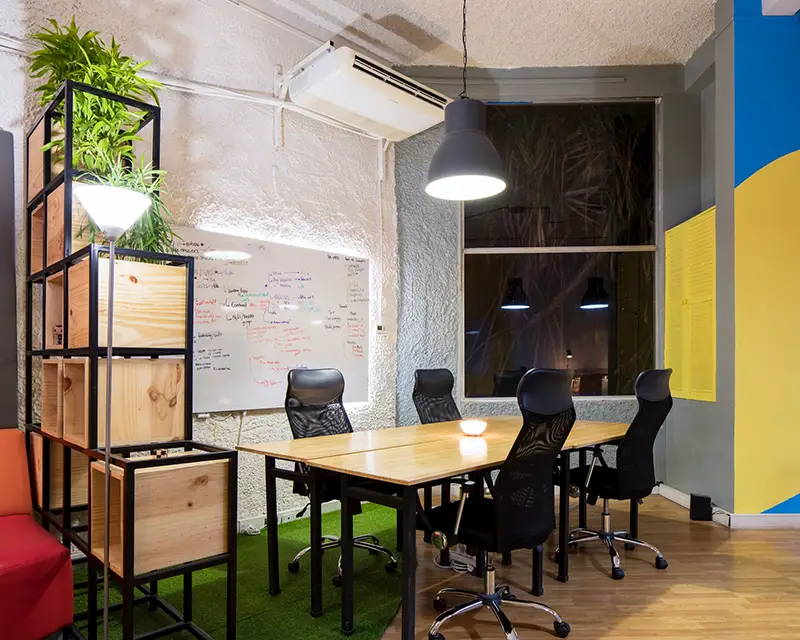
[{"x1": 73, "y1": 184, "x2": 151, "y2": 240}]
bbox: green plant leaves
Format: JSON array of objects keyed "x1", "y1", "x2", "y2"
[{"x1": 29, "y1": 17, "x2": 174, "y2": 255}]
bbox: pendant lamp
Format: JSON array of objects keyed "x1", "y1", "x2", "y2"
[
  {"x1": 580, "y1": 276, "x2": 610, "y2": 310},
  {"x1": 501, "y1": 278, "x2": 530, "y2": 310},
  {"x1": 425, "y1": 0, "x2": 506, "y2": 201}
]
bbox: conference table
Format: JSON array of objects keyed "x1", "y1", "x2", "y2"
[{"x1": 238, "y1": 416, "x2": 629, "y2": 639}]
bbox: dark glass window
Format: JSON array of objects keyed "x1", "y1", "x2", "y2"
[
  {"x1": 463, "y1": 103, "x2": 656, "y2": 397},
  {"x1": 464, "y1": 104, "x2": 655, "y2": 249}
]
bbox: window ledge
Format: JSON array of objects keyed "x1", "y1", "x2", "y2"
[{"x1": 461, "y1": 395, "x2": 637, "y2": 403}]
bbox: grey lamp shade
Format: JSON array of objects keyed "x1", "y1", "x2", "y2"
[
  {"x1": 501, "y1": 277, "x2": 530, "y2": 310},
  {"x1": 425, "y1": 99, "x2": 506, "y2": 201},
  {"x1": 580, "y1": 277, "x2": 610, "y2": 310}
]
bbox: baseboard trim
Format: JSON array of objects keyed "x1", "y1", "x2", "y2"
[
  {"x1": 238, "y1": 500, "x2": 342, "y2": 533},
  {"x1": 728, "y1": 514, "x2": 800, "y2": 530},
  {"x1": 653, "y1": 484, "x2": 731, "y2": 528}
]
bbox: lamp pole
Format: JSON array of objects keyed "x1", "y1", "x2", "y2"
[{"x1": 102, "y1": 237, "x2": 116, "y2": 640}]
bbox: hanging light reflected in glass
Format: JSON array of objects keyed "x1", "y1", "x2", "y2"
[
  {"x1": 566, "y1": 349, "x2": 573, "y2": 360},
  {"x1": 580, "y1": 277, "x2": 610, "y2": 310},
  {"x1": 501, "y1": 277, "x2": 530, "y2": 310}
]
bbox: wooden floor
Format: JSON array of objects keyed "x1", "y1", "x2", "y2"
[{"x1": 382, "y1": 496, "x2": 800, "y2": 639}]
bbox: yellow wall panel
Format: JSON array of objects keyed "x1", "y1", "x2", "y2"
[
  {"x1": 664, "y1": 208, "x2": 716, "y2": 402},
  {"x1": 734, "y1": 150, "x2": 800, "y2": 514}
]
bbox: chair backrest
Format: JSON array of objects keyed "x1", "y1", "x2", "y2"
[
  {"x1": 285, "y1": 368, "x2": 352, "y2": 439},
  {"x1": 616, "y1": 369, "x2": 673, "y2": 499},
  {"x1": 0, "y1": 428, "x2": 33, "y2": 517},
  {"x1": 412, "y1": 369, "x2": 462, "y2": 424},
  {"x1": 492, "y1": 369, "x2": 525, "y2": 397},
  {"x1": 494, "y1": 369, "x2": 576, "y2": 550}
]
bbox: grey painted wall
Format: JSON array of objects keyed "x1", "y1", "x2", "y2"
[
  {"x1": 394, "y1": 125, "x2": 639, "y2": 436},
  {"x1": 0, "y1": 131, "x2": 17, "y2": 424},
  {"x1": 662, "y1": 2, "x2": 735, "y2": 512},
  {"x1": 701, "y1": 83, "x2": 717, "y2": 211}
]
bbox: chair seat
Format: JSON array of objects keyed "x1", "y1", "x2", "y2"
[
  {"x1": 427, "y1": 498, "x2": 502, "y2": 552},
  {"x1": 0, "y1": 515, "x2": 73, "y2": 640},
  {"x1": 570, "y1": 464, "x2": 622, "y2": 500}
]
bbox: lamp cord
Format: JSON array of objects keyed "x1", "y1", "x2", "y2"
[{"x1": 459, "y1": 0, "x2": 468, "y2": 98}]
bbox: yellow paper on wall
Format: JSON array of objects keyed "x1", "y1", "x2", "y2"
[{"x1": 664, "y1": 207, "x2": 716, "y2": 402}]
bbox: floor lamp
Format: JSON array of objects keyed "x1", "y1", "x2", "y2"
[{"x1": 74, "y1": 184, "x2": 151, "y2": 639}]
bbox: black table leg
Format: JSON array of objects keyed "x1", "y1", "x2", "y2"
[
  {"x1": 469, "y1": 473, "x2": 485, "y2": 577},
  {"x1": 341, "y1": 474, "x2": 355, "y2": 635},
  {"x1": 396, "y1": 507, "x2": 403, "y2": 552},
  {"x1": 441, "y1": 481, "x2": 451, "y2": 505},
  {"x1": 630, "y1": 498, "x2": 639, "y2": 539},
  {"x1": 401, "y1": 486, "x2": 417, "y2": 640},
  {"x1": 530, "y1": 544, "x2": 544, "y2": 596},
  {"x1": 265, "y1": 457, "x2": 280, "y2": 596},
  {"x1": 558, "y1": 450, "x2": 570, "y2": 583},
  {"x1": 501, "y1": 551, "x2": 512, "y2": 566},
  {"x1": 423, "y1": 486, "x2": 432, "y2": 542},
  {"x1": 309, "y1": 467, "x2": 323, "y2": 618},
  {"x1": 578, "y1": 449, "x2": 587, "y2": 529}
]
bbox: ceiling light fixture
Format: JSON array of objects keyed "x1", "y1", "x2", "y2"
[
  {"x1": 501, "y1": 277, "x2": 530, "y2": 311},
  {"x1": 580, "y1": 276, "x2": 610, "y2": 310},
  {"x1": 425, "y1": 0, "x2": 506, "y2": 201}
]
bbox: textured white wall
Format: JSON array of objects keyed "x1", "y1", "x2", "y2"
[{"x1": 1, "y1": 0, "x2": 398, "y2": 524}]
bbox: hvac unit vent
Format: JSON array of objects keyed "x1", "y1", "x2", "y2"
[{"x1": 288, "y1": 44, "x2": 450, "y2": 142}]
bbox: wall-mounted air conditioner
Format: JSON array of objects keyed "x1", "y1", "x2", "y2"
[{"x1": 287, "y1": 43, "x2": 450, "y2": 142}]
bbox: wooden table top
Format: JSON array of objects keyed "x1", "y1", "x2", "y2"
[
  {"x1": 310, "y1": 420, "x2": 629, "y2": 486},
  {"x1": 236, "y1": 416, "x2": 523, "y2": 462}
]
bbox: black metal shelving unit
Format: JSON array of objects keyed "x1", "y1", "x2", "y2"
[{"x1": 23, "y1": 79, "x2": 237, "y2": 640}]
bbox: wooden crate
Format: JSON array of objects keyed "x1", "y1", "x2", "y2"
[
  {"x1": 90, "y1": 458, "x2": 229, "y2": 577},
  {"x1": 41, "y1": 359, "x2": 63, "y2": 437},
  {"x1": 45, "y1": 272, "x2": 64, "y2": 350},
  {"x1": 68, "y1": 258, "x2": 187, "y2": 349},
  {"x1": 46, "y1": 183, "x2": 66, "y2": 267},
  {"x1": 31, "y1": 204, "x2": 44, "y2": 275},
  {"x1": 27, "y1": 119, "x2": 45, "y2": 200},
  {"x1": 63, "y1": 357, "x2": 185, "y2": 448},
  {"x1": 30, "y1": 433, "x2": 89, "y2": 509}
]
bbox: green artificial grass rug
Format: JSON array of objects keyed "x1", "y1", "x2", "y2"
[{"x1": 74, "y1": 504, "x2": 402, "y2": 639}]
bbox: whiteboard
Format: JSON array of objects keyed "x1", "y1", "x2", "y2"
[{"x1": 173, "y1": 227, "x2": 370, "y2": 413}]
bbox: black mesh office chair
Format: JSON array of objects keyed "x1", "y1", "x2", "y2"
[
  {"x1": 413, "y1": 369, "x2": 462, "y2": 423},
  {"x1": 557, "y1": 369, "x2": 673, "y2": 580},
  {"x1": 284, "y1": 368, "x2": 397, "y2": 581},
  {"x1": 425, "y1": 369, "x2": 575, "y2": 640}
]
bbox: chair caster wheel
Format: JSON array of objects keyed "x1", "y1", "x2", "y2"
[
  {"x1": 612, "y1": 567, "x2": 625, "y2": 580},
  {"x1": 624, "y1": 542, "x2": 635, "y2": 551},
  {"x1": 655, "y1": 556, "x2": 668, "y2": 570},
  {"x1": 433, "y1": 596, "x2": 447, "y2": 612},
  {"x1": 385, "y1": 561, "x2": 398, "y2": 573},
  {"x1": 332, "y1": 575, "x2": 342, "y2": 587},
  {"x1": 554, "y1": 621, "x2": 571, "y2": 638},
  {"x1": 429, "y1": 634, "x2": 446, "y2": 640},
  {"x1": 288, "y1": 561, "x2": 300, "y2": 574},
  {"x1": 554, "y1": 549, "x2": 562, "y2": 564}
]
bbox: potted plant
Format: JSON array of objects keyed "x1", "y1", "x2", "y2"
[{"x1": 28, "y1": 18, "x2": 176, "y2": 253}]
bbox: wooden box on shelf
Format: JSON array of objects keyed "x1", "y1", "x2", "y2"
[
  {"x1": 90, "y1": 457, "x2": 230, "y2": 577},
  {"x1": 29, "y1": 432, "x2": 89, "y2": 509},
  {"x1": 63, "y1": 357, "x2": 185, "y2": 448},
  {"x1": 41, "y1": 359, "x2": 63, "y2": 437},
  {"x1": 45, "y1": 272, "x2": 64, "y2": 350},
  {"x1": 27, "y1": 119, "x2": 45, "y2": 200},
  {"x1": 45, "y1": 183, "x2": 92, "y2": 268},
  {"x1": 30, "y1": 204, "x2": 45, "y2": 275},
  {"x1": 68, "y1": 257, "x2": 187, "y2": 349}
]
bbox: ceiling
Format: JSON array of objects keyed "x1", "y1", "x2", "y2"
[{"x1": 265, "y1": 0, "x2": 717, "y2": 68}]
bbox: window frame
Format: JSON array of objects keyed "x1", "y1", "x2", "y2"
[{"x1": 458, "y1": 99, "x2": 664, "y2": 402}]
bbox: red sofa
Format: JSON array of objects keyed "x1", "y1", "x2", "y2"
[{"x1": 0, "y1": 429, "x2": 73, "y2": 639}]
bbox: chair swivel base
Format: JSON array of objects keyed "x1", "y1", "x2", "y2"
[
  {"x1": 428, "y1": 558, "x2": 570, "y2": 640},
  {"x1": 287, "y1": 534, "x2": 398, "y2": 586},
  {"x1": 555, "y1": 499, "x2": 667, "y2": 580}
]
